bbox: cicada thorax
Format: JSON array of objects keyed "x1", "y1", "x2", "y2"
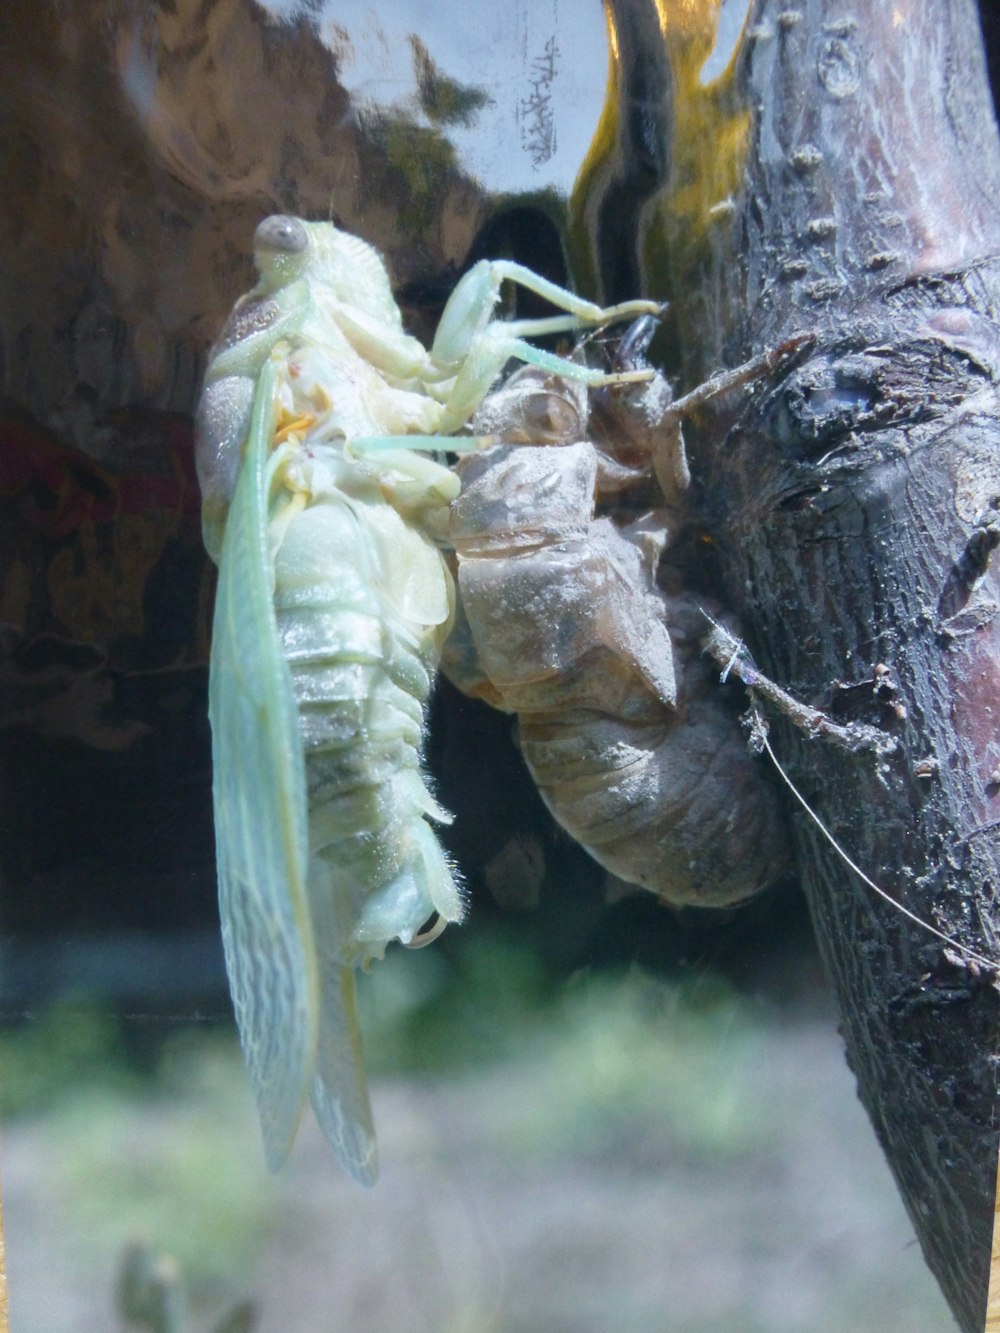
[{"x1": 447, "y1": 360, "x2": 790, "y2": 908}]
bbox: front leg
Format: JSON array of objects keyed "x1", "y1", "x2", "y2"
[
  {"x1": 343, "y1": 434, "x2": 462, "y2": 514},
  {"x1": 434, "y1": 321, "x2": 658, "y2": 435},
  {"x1": 431, "y1": 259, "x2": 663, "y2": 370},
  {"x1": 429, "y1": 256, "x2": 662, "y2": 380}
]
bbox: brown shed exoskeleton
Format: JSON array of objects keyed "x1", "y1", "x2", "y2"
[{"x1": 444, "y1": 329, "x2": 800, "y2": 907}]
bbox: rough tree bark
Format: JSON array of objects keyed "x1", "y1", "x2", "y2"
[{"x1": 617, "y1": 2, "x2": 1000, "y2": 1326}]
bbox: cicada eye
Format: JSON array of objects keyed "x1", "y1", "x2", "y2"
[
  {"x1": 521, "y1": 390, "x2": 582, "y2": 443},
  {"x1": 255, "y1": 214, "x2": 309, "y2": 255}
]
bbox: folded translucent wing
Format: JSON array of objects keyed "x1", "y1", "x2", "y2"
[
  {"x1": 307, "y1": 856, "x2": 378, "y2": 1186},
  {"x1": 208, "y1": 358, "x2": 317, "y2": 1169}
]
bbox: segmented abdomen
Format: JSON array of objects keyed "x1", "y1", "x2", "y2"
[
  {"x1": 448, "y1": 442, "x2": 789, "y2": 908},
  {"x1": 513, "y1": 625, "x2": 788, "y2": 907},
  {"x1": 272, "y1": 487, "x2": 461, "y2": 965}
]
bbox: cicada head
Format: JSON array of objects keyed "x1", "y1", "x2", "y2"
[
  {"x1": 253, "y1": 214, "x2": 311, "y2": 287},
  {"x1": 253, "y1": 215, "x2": 395, "y2": 315}
]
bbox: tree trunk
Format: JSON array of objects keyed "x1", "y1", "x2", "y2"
[{"x1": 611, "y1": 2, "x2": 1000, "y2": 1326}]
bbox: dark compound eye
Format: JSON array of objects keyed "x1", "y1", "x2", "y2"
[
  {"x1": 614, "y1": 313, "x2": 661, "y2": 372},
  {"x1": 254, "y1": 215, "x2": 309, "y2": 254}
]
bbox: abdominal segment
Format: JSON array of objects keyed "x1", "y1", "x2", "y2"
[
  {"x1": 272, "y1": 493, "x2": 462, "y2": 967},
  {"x1": 448, "y1": 441, "x2": 789, "y2": 908}
]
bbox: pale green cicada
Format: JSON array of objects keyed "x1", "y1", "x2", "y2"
[{"x1": 196, "y1": 215, "x2": 661, "y2": 1183}]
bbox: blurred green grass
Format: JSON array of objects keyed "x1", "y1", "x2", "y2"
[
  {"x1": 0, "y1": 927, "x2": 957, "y2": 1331},
  {"x1": 0, "y1": 999, "x2": 137, "y2": 1118},
  {"x1": 361, "y1": 934, "x2": 769, "y2": 1164},
  {"x1": 0, "y1": 932, "x2": 764, "y2": 1298}
]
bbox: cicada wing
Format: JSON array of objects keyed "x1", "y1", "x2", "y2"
[
  {"x1": 307, "y1": 855, "x2": 379, "y2": 1187},
  {"x1": 209, "y1": 357, "x2": 318, "y2": 1169}
]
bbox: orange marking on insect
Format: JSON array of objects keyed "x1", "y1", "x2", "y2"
[{"x1": 274, "y1": 412, "x2": 317, "y2": 445}]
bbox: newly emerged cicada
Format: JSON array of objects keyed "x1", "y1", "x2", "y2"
[{"x1": 196, "y1": 215, "x2": 661, "y2": 1183}]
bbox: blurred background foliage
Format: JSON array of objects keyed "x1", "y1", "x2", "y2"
[{"x1": 1, "y1": 923, "x2": 955, "y2": 1332}]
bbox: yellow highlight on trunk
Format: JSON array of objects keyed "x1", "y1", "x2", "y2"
[
  {"x1": 649, "y1": 0, "x2": 753, "y2": 237},
  {"x1": 987, "y1": 1147, "x2": 1000, "y2": 1330},
  {"x1": 570, "y1": 0, "x2": 754, "y2": 301}
]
